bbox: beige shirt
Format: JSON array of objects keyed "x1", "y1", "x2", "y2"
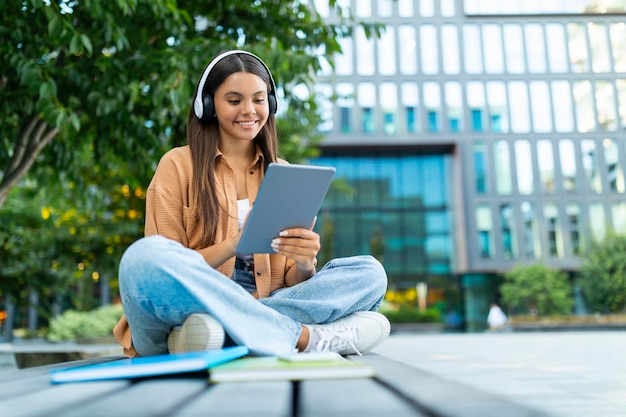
[{"x1": 114, "y1": 145, "x2": 293, "y2": 357}]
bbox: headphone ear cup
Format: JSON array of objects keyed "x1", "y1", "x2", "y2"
[
  {"x1": 202, "y1": 93, "x2": 215, "y2": 123},
  {"x1": 268, "y1": 93, "x2": 277, "y2": 115}
]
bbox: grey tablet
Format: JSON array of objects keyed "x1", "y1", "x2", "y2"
[{"x1": 236, "y1": 163, "x2": 336, "y2": 256}]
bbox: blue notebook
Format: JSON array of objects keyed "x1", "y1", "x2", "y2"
[{"x1": 50, "y1": 346, "x2": 249, "y2": 384}]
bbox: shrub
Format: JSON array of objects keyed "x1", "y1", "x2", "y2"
[
  {"x1": 379, "y1": 304, "x2": 441, "y2": 323},
  {"x1": 577, "y1": 233, "x2": 626, "y2": 314},
  {"x1": 47, "y1": 304, "x2": 124, "y2": 342},
  {"x1": 500, "y1": 263, "x2": 573, "y2": 316}
]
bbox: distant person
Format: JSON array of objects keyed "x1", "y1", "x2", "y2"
[
  {"x1": 113, "y1": 50, "x2": 390, "y2": 358},
  {"x1": 487, "y1": 303, "x2": 507, "y2": 330}
]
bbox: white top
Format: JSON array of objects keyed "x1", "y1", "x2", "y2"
[{"x1": 237, "y1": 198, "x2": 250, "y2": 230}]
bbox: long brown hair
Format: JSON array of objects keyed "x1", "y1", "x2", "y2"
[{"x1": 187, "y1": 52, "x2": 278, "y2": 247}]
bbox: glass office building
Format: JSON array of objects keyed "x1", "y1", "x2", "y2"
[{"x1": 310, "y1": 0, "x2": 626, "y2": 330}]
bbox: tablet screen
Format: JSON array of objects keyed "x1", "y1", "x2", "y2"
[{"x1": 236, "y1": 163, "x2": 335, "y2": 256}]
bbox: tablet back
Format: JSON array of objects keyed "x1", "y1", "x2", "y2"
[{"x1": 236, "y1": 163, "x2": 336, "y2": 256}]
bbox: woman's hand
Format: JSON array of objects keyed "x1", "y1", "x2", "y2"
[{"x1": 271, "y1": 227, "x2": 320, "y2": 270}]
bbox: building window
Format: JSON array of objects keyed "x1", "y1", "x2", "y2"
[
  {"x1": 617, "y1": 79, "x2": 626, "y2": 129},
  {"x1": 552, "y1": 80, "x2": 575, "y2": 132},
  {"x1": 398, "y1": 25, "x2": 417, "y2": 75},
  {"x1": 568, "y1": 23, "x2": 590, "y2": 73},
  {"x1": 340, "y1": 107, "x2": 351, "y2": 133},
  {"x1": 336, "y1": 82, "x2": 354, "y2": 134},
  {"x1": 574, "y1": 80, "x2": 596, "y2": 133},
  {"x1": 315, "y1": 83, "x2": 333, "y2": 132},
  {"x1": 445, "y1": 82, "x2": 463, "y2": 132},
  {"x1": 487, "y1": 81, "x2": 509, "y2": 132},
  {"x1": 473, "y1": 141, "x2": 488, "y2": 193},
  {"x1": 380, "y1": 82, "x2": 398, "y2": 135},
  {"x1": 358, "y1": 83, "x2": 376, "y2": 133},
  {"x1": 476, "y1": 205, "x2": 494, "y2": 259},
  {"x1": 515, "y1": 140, "x2": 534, "y2": 195},
  {"x1": 494, "y1": 140, "x2": 513, "y2": 195},
  {"x1": 546, "y1": 23, "x2": 568, "y2": 73},
  {"x1": 421, "y1": 25, "x2": 439, "y2": 74},
  {"x1": 530, "y1": 81, "x2": 552, "y2": 133},
  {"x1": 424, "y1": 82, "x2": 441, "y2": 132},
  {"x1": 525, "y1": 24, "x2": 547, "y2": 73},
  {"x1": 581, "y1": 139, "x2": 602, "y2": 193},
  {"x1": 503, "y1": 24, "x2": 525, "y2": 73},
  {"x1": 589, "y1": 202, "x2": 606, "y2": 243},
  {"x1": 508, "y1": 81, "x2": 530, "y2": 133},
  {"x1": 377, "y1": 26, "x2": 396, "y2": 75},
  {"x1": 355, "y1": 26, "x2": 375, "y2": 76},
  {"x1": 335, "y1": 37, "x2": 353, "y2": 76},
  {"x1": 500, "y1": 204, "x2": 517, "y2": 259},
  {"x1": 402, "y1": 82, "x2": 420, "y2": 133},
  {"x1": 610, "y1": 22, "x2": 626, "y2": 72},
  {"x1": 398, "y1": 0, "x2": 414, "y2": 17},
  {"x1": 467, "y1": 82, "x2": 486, "y2": 132},
  {"x1": 535, "y1": 140, "x2": 554, "y2": 193},
  {"x1": 596, "y1": 80, "x2": 618, "y2": 131},
  {"x1": 463, "y1": 24, "x2": 483, "y2": 74},
  {"x1": 544, "y1": 204, "x2": 563, "y2": 258},
  {"x1": 483, "y1": 24, "x2": 504, "y2": 73},
  {"x1": 603, "y1": 138, "x2": 625, "y2": 193},
  {"x1": 567, "y1": 204, "x2": 584, "y2": 255},
  {"x1": 589, "y1": 22, "x2": 611, "y2": 73},
  {"x1": 559, "y1": 139, "x2": 577, "y2": 191},
  {"x1": 612, "y1": 202, "x2": 626, "y2": 234},
  {"x1": 521, "y1": 201, "x2": 541, "y2": 259},
  {"x1": 362, "y1": 108, "x2": 374, "y2": 133},
  {"x1": 442, "y1": 25, "x2": 460, "y2": 74}
]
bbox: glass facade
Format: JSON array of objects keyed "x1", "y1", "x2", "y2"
[
  {"x1": 313, "y1": 152, "x2": 454, "y2": 286},
  {"x1": 311, "y1": 0, "x2": 626, "y2": 330}
]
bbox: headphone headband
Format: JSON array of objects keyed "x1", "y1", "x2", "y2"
[{"x1": 193, "y1": 50, "x2": 277, "y2": 120}]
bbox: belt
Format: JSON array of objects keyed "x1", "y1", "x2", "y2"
[{"x1": 235, "y1": 258, "x2": 254, "y2": 272}]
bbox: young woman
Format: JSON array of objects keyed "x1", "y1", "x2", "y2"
[{"x1": 113, "y1": 50, "x2": 390, "y2": 357}]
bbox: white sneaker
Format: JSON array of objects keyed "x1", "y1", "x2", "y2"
[
  {"x1": 167, "y1": 313, "x2": 225, "y2": 354},
  {"x1": 307, "y1": 311, "x2": 391, "y2": 356}
]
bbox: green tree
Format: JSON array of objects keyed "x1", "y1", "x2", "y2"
[
  {"x1": 500, "y1": 263, "x2": 574, "y2": 316},
  {"x1": 1, "y1": 1, "x2": 383, "y2": 308},
  {"x1": 1, "y1": 0, "x2": 381, "y2": 208},
  {"x1": 577, "y1": 232, "x2": 626, "y2": 313}
]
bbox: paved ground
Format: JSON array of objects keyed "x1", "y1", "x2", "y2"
[
  {"x1": 2, "y1": 331, "x2": 624, "y2": 416},
  {"x1": 373, "y1": 330, "x2": 626, "y2": 417}
]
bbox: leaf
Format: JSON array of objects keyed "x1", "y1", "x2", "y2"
[
  {"x1": 48, "y1": 16, "x2": 63, "y2": 38},
  {"x1": 80, "y1": 34, "x2": 93, "y2": 56},
  {"x1": 69, "y1": 35, "x2": 81, "y2": 55},
  {"x1": 69, "y1": 112, "x2": 81, "y2": 132}
]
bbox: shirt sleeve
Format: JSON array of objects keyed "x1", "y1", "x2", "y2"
[{"x1": 144, "y1": 151, "x2": 191, "y2": 246}]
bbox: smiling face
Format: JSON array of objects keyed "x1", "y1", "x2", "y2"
[{"x1": 213, "y1": 71, "x2": 270, "y2": 146}]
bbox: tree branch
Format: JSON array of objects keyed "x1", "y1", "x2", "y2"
[{"x1": 0, "y1": 117, "x2": 60, "y2": 209}]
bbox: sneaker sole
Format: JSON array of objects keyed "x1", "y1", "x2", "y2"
[{"x1": 168, "y1": 313, "x2": 225, "y2": 353}]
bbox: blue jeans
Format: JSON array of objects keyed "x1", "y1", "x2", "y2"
[{"x1": 118, "y1": 235, "x2": 388, "y2": 356}]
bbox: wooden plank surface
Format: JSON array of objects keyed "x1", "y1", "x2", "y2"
[{"x1": 354, "y1": 353, "x2": 553, "y2": 417}]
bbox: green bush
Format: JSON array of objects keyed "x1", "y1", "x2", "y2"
[
  {"x1": 380, "y1": 305, "x2": 441, "y2": 323},
  {"x1": 47, "y1": 304, "x2": 124, "y2": 342},
  {"x1": 577, "y1": 233, "x2": 626, "y2": 314},
  {"x1": 501, "y1": 263, "x2": 573, "y2": 316}
]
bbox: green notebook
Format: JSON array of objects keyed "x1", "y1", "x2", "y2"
[{"x1": 208, "y1": 353, "x2": 375, "y2": 383}]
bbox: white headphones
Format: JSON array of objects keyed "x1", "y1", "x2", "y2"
[{"x1": 193, "y1": 50, "x2": 278, "y2": 123}]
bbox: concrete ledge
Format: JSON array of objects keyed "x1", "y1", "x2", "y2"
[{"x1": 0, "y1": 342, "x2": 123, "y2": 369}]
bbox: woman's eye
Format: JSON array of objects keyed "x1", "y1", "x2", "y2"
[{"x1": 228, "y1": 100, "x2": 240, "y2": 104}]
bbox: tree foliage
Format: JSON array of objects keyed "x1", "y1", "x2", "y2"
[
  {"x1": 0, "y1": 0, "x2": 381, "y2": 309},
  {"x1": 500, "y1": 263, "x2": 574, "y2": 316},
  {"x1": 577, "y1": 232, "x2": 626, "y2": 313}
]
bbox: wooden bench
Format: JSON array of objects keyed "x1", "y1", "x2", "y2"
[{"x1": 0, "y1": 353, "x2": 552, "y2": 417}]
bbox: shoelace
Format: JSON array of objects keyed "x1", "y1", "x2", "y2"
[{"x1": 313, "y1": 325, "x2": 362, "y2": 356}]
